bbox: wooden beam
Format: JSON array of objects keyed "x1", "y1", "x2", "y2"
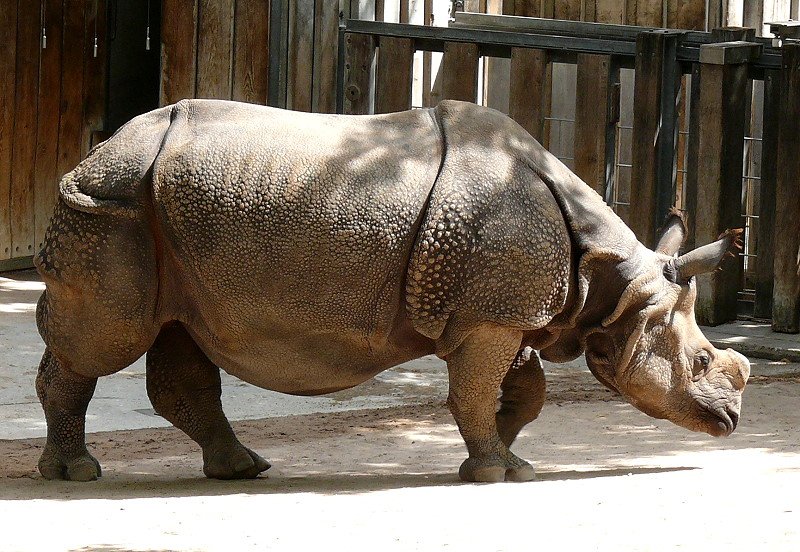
[
  {"x1": 196, "y1": 0, "x2": 235, "y2": 99},
  {"x1": 693, "y1": 49, "x2": 750, "y2": 326},
  {"x1": 629, "y1": 31, "x2": 682, "y2": 248},
  {"x1": 160, "y1": 0, "x2": 198, "y2": 105},
  {"x1": 772, "y1": 43, "x2": 800, "y2": 332},
  {"x1": 375, "y1": 37, "x2": 414, "y2": 113},
  {"x1": 508, "y1": 47, "x2": 548, "y2": 143},
  {"x1": 574, "y1": 53, "x2": 618, "y2": 198},
  {"x1": 232, "y1": 0, "x2": 270, "y2": 105},
  {"x1": 10, "y1": 0, "x2": 41, "y2": 259},
  {"x1": 0, "y1": 1, "x2": 17, "y2": 261},
  {"x1": 441, "y1": 42, "x2": 479, "y2": 102},
  {"x1": 343, "y1": 33, "x2": 375, "y2": 114},
  {"x1": 34, "y1": 0, "x2": 64, "y2": 252}
]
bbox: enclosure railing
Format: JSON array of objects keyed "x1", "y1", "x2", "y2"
[{"x1": 336, "y1": 13, "x2": 799, "y2": 333}]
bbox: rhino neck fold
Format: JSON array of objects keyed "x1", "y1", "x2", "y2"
[{"x1": 521, "y1": 146, "x2": 652, "y2": 360}]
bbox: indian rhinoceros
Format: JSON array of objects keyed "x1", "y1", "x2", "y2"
[{"x1": 33, "y1": 99, "x2": 749, "y2": 483}]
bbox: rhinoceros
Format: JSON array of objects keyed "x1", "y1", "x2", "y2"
[{"x1": 33, "y1": 99, "x2": 749, "y2": 482}]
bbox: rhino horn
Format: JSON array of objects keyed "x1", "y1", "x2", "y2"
[
  {"x1": 655, "y1": 208, "x2": 687, "y2": 257},
  {"x1": 665, "y1": 228, "x2": 743, "y2": 283}
]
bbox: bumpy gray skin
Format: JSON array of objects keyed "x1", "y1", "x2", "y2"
[{"x1": 34, "y1": 100, "x2": 749, "y2": 483}]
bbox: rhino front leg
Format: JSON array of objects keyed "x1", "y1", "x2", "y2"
[
  {"x1": 445, "y1": 325, "x2": 535, "y2": 482},
  {"x1": 146, "y1": 323, "x2": 270, "y2": 479},
  {"x1": 496, "y1": 348, "x2": 546, "y2": 447},
  {"x1": 36, "y1": 348, "x2": 102, "y2": 481}
]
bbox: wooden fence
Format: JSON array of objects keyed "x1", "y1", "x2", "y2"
[{"x1": 338, "y1": 16, "x2": 800, "y2": 332}]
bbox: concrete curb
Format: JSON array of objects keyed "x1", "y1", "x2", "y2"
[{"x1": 708, "y1": 339, "x2": 800, "y2": 363}]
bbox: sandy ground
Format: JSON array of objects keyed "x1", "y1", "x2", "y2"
[{"x1": 2, "y1": 272, "x2": 800, "y2": 551}]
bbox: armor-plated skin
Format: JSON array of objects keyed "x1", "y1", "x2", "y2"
[{"x1": 33, "y1": 100, "x2": 749, "y2": 483}]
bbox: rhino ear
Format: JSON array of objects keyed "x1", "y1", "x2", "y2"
[
  {"x1": 655, "y1": 208, "x2": 687, "y2": 257},
  {"x1": 666, "y1": 228, "x2": 743, "y2": 284}
]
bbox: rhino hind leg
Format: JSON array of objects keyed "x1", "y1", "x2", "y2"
[
  {"x1": 36, "y1": 349, "x2": 102, "y2": 481},
  {"x1": 496, "y1": 349, "x2": 546, "y2": 448},
  {"x1": 445, "y1": 325, "x2": 536, "y2": 483},
  {"x1": 145, "y1": 322, "x2": 270, "y2": 480}
]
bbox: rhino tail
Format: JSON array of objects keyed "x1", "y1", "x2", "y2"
[{"x1": 57, "y1": 104, "x2": 175, "y2": 218}]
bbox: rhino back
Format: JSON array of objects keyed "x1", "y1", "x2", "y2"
[
  {"x1": 150, "y1": 100, "x2": 442, "y2": 382},
  {"x1": 407, "y1": 101, "x2": 572, "y2": 352}
]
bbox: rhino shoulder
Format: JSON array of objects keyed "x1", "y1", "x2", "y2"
[{"x1": 406, "y1": 102, "x2": 572, "y2": 354}]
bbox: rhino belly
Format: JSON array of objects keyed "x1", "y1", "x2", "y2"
[{"x1": 151, "y1": 101, "x2": 442, "y2": 392}]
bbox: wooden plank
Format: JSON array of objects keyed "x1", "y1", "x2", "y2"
[
  {"x1": 629, "y1": 32, "x2": 681, "y2": 248},
  {"x1": 196, "y1": 0, "x2": 234, "y2": 99},
  {"x1": 513, "y1": 0, "x2": 540, "y2": 16},
  {"x1": 626, "y1": 0, "x2": 638, "y2": 25},
  {"x1": 555, "y1": 0, "x2": 582, "y2": 20},
  {"x1": 375, "y1": 0, "x2": 385, "y2": 21},
  {"x1": 508, "y1": 47, "x2": 548, "y2": 143},
  {"x1": 678, "y1": 0, "x2": 706, "y2": 29},
  {"x1": 343, "y1": 33, "x2": 375, "y2": 114},
  {"x1": 422, "y1": 0, "x2": 432, "y2": 107},
  {"x1": 693, "y1": 61, "x2": 749, "y2": 326},
  {"x1": 684, "y1": 63, "x2": 701, "y2": 251},
  {"x1": 574, "y1": 54, "x2": 618, "y2": 198},
  {"x1": 160, "y1": 0, "x2": 198, "y2": 105},
  {"x1": 754, "y1": 68, "x2": 778, "y2": 320},
  {"x1": 232, "y1": 0, "x2": 270, "y2": 104},
  {"x1": 57, "y1": 0, "x2": 87, "y2": 185},
  {"x1": 375, "y1": 37, "x2": 413, "y2": 113},
  {"x1": 441, "y1": 42, "x2": 479, "y2": 103},
  {"x1": 287, "y1": 0, "x2": 315, "y2": 111},
  {"x1": 636, "y1": 0, "x2": 663, "y2": 26},
  {"x1": 0, "y1": 1, "x2": 17, "y2": 261},
  {"x1": 10, "y1": 0, "x2": 41, "y2": 259},
  {"x1": 772, "y1": 44, "x2": 800, "y2": 332},
  {"x1": 81, "y1": 0, "x2": 108, "y2": 158},
  {"x1": 313, "y1": 0, "x2": 340, "y2": 113},
  {"x1": 34, "y1": 0, "x2": 64, "y2": 252},
  {"x1": 400, "y1": 0, "x2": 409, "y2": 22}
]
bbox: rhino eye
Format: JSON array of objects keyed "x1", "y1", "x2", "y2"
[{"x1": 692, "y1": 351, "x2": 711, "y2": 381}]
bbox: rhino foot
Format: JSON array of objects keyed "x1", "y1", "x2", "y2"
[
  {"x1": 458, "y1": 454, "x2": 535, "y2": 483},
  {"x1": 203, "y1": 445, "x2": 271, "y2": 480},
  {"x1": 38, "y1": 448, "x2": 102, "y2": 482}
]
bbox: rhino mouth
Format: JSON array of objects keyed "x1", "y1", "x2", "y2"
[{"x1": 696, "y1": 403, "x2": 739, "y2": 436}]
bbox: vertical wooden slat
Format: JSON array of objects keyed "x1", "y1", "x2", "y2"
[
  {"x1": 441, "y1": 42, "x2": 479, "y2": 103},
  {"x1": 232, "y1": 0, "x2": 270, "y2": 105},
  {"x1": 626, "y1": 0, "x2": 638, "y2": 25},
  {"x1": 574, "y1": 53, "x2": 618, "y2": 198},
  {"x1": 34, "y1": 0, "x2": 64, "y2": 252},
  {"x1": 160, "y1": 0, "x2": 198, "y2": 105},
  {"x1": 375, "y1": 0, "x2": 385, "y2": 21},
  {"x1": 375, "y1": 37, "x2": 413, "y2": 113},
  {"x1": 508, "y1": 47, "x2": 548, "y2": 143},
  {"x1": 58, "y1": 0, "x2": 87, "y2": 185},
  {"x1": 693, "y1": 52, "x2": 749, "y2": 326},
  {"x1": 81, "y1": 0, "x2": 107, "y2": 157},
  {"x1": 772, "y1": 44, "x2": 800, "y2": 332},
  {"x1": 10, "y1": 0, "x2": 41, "y2": 259},
  {"x1": 343, "y1": 33, "x2": 375, "y2": 114},
  {"x1": 555, "y1": 0, "x2": 582, "y2": 20},
  {"x1": 268, "y1": 0, "x2": 289, "y2": 108},
  {"x1": 0, "y1": 1, "x2": 17, "y2": 261},
  {"x1": 399, "y1": 0, "x2": 409, "y2": 22},
  {"x1": 287, "y1": 0, "x2": 315, "y2": 111},
  {"x1": 196, "y1": 0, "x2": 235, "y2": 99},
  {"x1": 422, "y1": 0, "x2": 433, "y2": 107},
  {"x1": 637, "y1": 0, "x2": 663, "y2": 26},
  {"x1": 630, "y1": 31, "x2": 681, "y2": 248},
  {"x1": 313, "y1": 0, "x2": 340, "y2": 113},
  {"x1": 754, "y1": 68, "x2": 779, "y2": 320},
  {"x1": 684, "y1": 63, "x2": 701, "y2": 250}
]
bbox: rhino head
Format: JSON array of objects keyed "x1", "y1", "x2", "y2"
[{"x1": 582, "y1": 212, "x2": 749, "y2": 437}]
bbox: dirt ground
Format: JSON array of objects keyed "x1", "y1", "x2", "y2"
[{"x1": 2, "y1": 358, "x2": 800, "y2": 552}]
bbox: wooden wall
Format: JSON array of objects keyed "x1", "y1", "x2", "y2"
[{"x1": 1, "y1": 0, "x2": 107, "y2": 266}]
